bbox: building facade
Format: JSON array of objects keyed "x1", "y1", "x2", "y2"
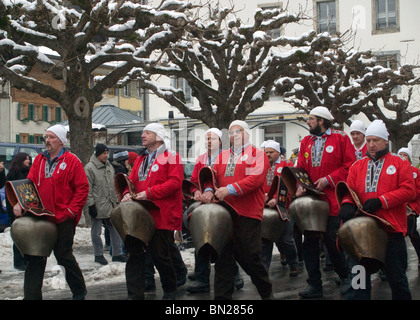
[{"x1": 142, "y1": 0, "x2": 420, "y2": 165}]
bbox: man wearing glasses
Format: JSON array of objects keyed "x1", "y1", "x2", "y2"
[
  {"x1": 295, "y1": 107, "x2": 356, "y2": 299},
  {"x1": 200, "y1": 120, "x2": 273, "y2": 300}
]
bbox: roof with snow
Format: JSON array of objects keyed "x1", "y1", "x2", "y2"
[{"x1": 61, "y1": 104, "x2": 143, "y2": 128}]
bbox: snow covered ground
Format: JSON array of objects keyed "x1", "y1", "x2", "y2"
[{"x1": 0, "y1": 225, "x2": 196, "y2": 300}]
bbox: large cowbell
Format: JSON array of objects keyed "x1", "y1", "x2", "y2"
[
  {"x1": 110, "y1": 201, "x2": 155, "y2": 245},
  {"x1": 338, "y1": 216, "x2": 388, "y2": 274},
  {"x1": 11, "y1": 216, "x2": 58, "y2": 257},
  {"x1": 189, "y1": 203, "x2": 233, "y2": 263},
  {"x1": 281, "y1": 167, "x2": 329, "y2": 234},
  {"x1": 288, "y1": 195, "x2": 329, "y2": 233},
  {"x1": 261, "y1": 208, "x2": 288, "y2": 242}
]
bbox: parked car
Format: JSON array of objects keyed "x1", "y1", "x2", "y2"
[
  {"x1": 104, "y1": 145, "x2": 145, "y2": 161},
  {"x1": 0, "y1": 142, "x2": 45, "y2": 172},
  {"x1": 0, "y1": 142, "x2": 46, "y2": 230}
]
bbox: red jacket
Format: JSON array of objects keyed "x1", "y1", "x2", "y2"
[
  {"x1": 297, "y1": 129, "x2": 356, "y2": 216},
  {"x1": 127, "y1": 149, "x2": 184, "y2": 230},
  {"x1": 354, "y1": 142, "x2": 367, "y2": 160},
  {"x1": 408, "y1": 165, "x2": 420, "y2": 214},
  {"x1": 344, "y1": 152, "x2": 416, "y2": 234},
  {"x1": 210, "y1": 144, "x2": 269, "y2": 220},
  {"x1": 263, "y1": 159, "x2": 294, "y2": 194},
  {"x1": 27, "y1": 150, "x2": 89, "y2": 225}
]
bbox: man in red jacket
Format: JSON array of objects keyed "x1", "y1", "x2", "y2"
[
  {"x1": 13, "y1": 124, "x2": 89, "y2": 300},
  {"x1": 339, "y1": 120, "x2": 415, "y2": 299},
  {"x1": 121, "y1": 122, "x2": 184, "y2": 300},
  {"x1": 200, "y1": 120, "x2": 273, "y2": 300},
  {"x1": 398, "y1": 147, "x2": 420, "y2": 269},
  {"x1": 350, "y1": 120, "x2": 367, "y2": 160},
  {"x1": 296, "y1": 107, "x2": 356, "y2": 299},
  {"x1": 186, "y1": 128, "x2": 244, "y2": 294},
  {"x1": 261, "y1": 140, "x2": 298, "y2": 277},
  {"x1": 190, "y1": 128, "x2": 223, "y2": 200}
]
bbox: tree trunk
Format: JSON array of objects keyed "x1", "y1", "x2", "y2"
[
  {"x1": 63, "y1": 97, "x2": 94, "y2": 166},
  {"x1": 390, "y1": 132, "x2": 414, "y2": 153}
]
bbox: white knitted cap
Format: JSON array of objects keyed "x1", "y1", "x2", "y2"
[
  {"x1": 264, "y1": 140, "x2": 280, "y2": 153},
  {"x1": 46, "y1": 124, "x2": 68, "y2": 144},
  {"x1": 144, "y1": 123, "x2": 170, "y2": 146},
  {"x1": 350, "y1": 120, "x2": 366, "y2": 135},
  {"x1": 365, "y1": 120, "x2": 389, "y2": 141},
  {"x1": 206, "y1": 128, "x2": 222, "y2": 140},
  {"x1": 229, "y1": 120, "x2": 251, "y2": 136},
  {"x1": 309, "y1": 107, "x2": 334, "y2": 121},
  {"x1": 398, "y1": 147, "x2": 412, "y2": 161}
]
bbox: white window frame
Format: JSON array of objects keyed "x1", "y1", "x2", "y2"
[
  {"x1": 372, "y1": 0, "x2": 400, "y2": 34},
  {"x1": 315, "y1": 0, "x2": 338, "y2": 35}
]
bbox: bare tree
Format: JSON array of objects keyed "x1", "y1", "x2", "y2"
[
  {"x1": 0, "y1": 0, "x2": 192, "y2": 164},
  {"x1": 132, "y1": 5, "x2": 338, "y2": 129},
  {"x1": 274, "y1": 42, "x2": 420, "y2": 151}
]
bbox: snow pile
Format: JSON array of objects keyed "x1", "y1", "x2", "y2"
[{"x1": 0, "y1": 226, "x2": 195, "y2": 300}]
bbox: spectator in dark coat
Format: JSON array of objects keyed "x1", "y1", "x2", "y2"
[{"x1": 6, "y1": 152, "x2": 32, "y2": 271}]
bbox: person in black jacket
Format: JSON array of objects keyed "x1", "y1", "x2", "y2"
[
  {"x1": 0, "y1": 161, "x2": 5, "y2": 189},
  {"x1": 111, "y1": 151, "x2": 130, "y2": 175},
  {"x1": 6, "y1": 152, "x2": 32, "y2": 271}
]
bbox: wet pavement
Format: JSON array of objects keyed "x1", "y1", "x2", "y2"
[{"x1": 42, "y1": 238, "x2": 420, "y2": 301}]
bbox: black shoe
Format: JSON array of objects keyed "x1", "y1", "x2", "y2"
[
  {"x1": 112, "y1": 255, "x2": 128, "y2": 262},
  {"x1": 177, "y1": 275, "x2": 187, "y2": 287},
  {"x1": 95, "y1": 255, "x2": 108, "y2": 265},
  {"x1": 14, "y1": 264, "x2": 27, "y2": 271},
  {"x1": 162, "y1": 290, "x2": 177, "y2": 300},
  {"x1": 280, "y1": 254, "x2": 287, "y2": 266},
  {"x1": 186, "y1": 281, "x2": 210, "y2": 293},
  {"x1": 188, "y1": 273, "x2": 195, "y2": 281},
  {"x1": 339, "y1": 276, "x2": 352, "y2": 295},
  {"x1": 298, "y1": 285, "x2": 323, "y2": 299},
  {"x1": 72, "y1": 290, "x2": 87, "y2": 300},
  {"x1": 289, "y1": 267, "x2": 298, "y2": 277},
  {"x1": 234, "y1": 274, "x2": 244, "y2": 290}
]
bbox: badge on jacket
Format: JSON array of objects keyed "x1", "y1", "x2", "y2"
[{"x1": 386, "y1": 165, "x2": 396, "y2": 175}]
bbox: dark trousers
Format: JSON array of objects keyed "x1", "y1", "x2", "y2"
[
  {"x1": 302, "y1": 215, "x2": 348, "y2": 290},
  {"x1": 145, "y1": 241, "x2": 187, "y2": 284},
  {"x1": 407, "y1": 214, "x2": 420, "y2": 260},
  {"x1": 261, "y1": 220, "x2": 298, "y2": 271},
  {"x1": 214, "y1": 216, "x2": 272, "y2": 299},
  {"x1": 347, "y1": 233, "x2": 411, "y2": 300},
  {"x1": 24, "y1": 219, "x2": 86, "y2": 300},
  {"x1": 193, "y1": 251, "x2": 241, "y2": 285},
  {"x1": 125, "y1": 229, "x2": 178, "y2": 299}
]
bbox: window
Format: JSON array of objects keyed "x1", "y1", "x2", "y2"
[
  {"x1": 264, "y1": 124, "x2": 285, "y2": 148},
  {"x1": 258, "y1": 4, "x2": 283, "y2": 39},
  {"x1": 375, "y1": 52, "x2": 399, "y2": 70},
  {"x1": 33, "y1": 134, "x2": 44, "y2": 144},
  {"x1": 171, "y1": 77, "x2": 192, "y2": 104},
  {"x1": 124, "y1": 83, "x2": 131, "y2": 97},
  {"x1": 34, "y1": 105, "x2": 42, "y2": 122},
  {"x1": 372, "y1": 0, "x2": 399, "y2": 34},
  {"x1": 19, "y1": 133, "x2": 29, "y2": 144},
  {"x1": 48, "y1": 106, "x2": 56, "y2": 122},
  {"x1": 316, "y1": 1, "x2": 337, "y2": 34},
  {"x1": 18, "y1": 103, "x2": 29, "y2": 121},
  {"x1": 374, "y1": 50, "x2": 400, "y2": 93}
]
